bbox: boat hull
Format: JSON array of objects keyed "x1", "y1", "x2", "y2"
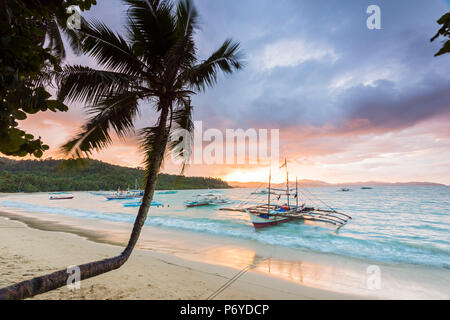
[
  {"x1": 49, "y1": 196, "x2": 74, "y2": 200},
  {"x1": 185, "y1": 202, "x2": 211, "y2": 207},
  {"x1": 247, "y1": 212, "x2": 292, "y2": 229},
  {"x1": 106, "y1": 196, "x2": 141, "y2": 200},
  {"x1": 157, "y1": 191, "x2": 178, "y2": 195}
]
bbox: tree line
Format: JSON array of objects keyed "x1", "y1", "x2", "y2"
[{"x1": 0, "y1": 157, "x2": 231, "y2": 192}]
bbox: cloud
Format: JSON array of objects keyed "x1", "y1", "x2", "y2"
[
  {"x1": 339, "y1": 76, "x2": 450, "y2": 131},
  {"x1": 13, "y1": 0, "x2": 450, "y2": 184},
  {"x1": 258, "y1": 39, "x2": 339, "y2": 70}
]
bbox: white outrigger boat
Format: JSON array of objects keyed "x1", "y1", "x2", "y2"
[
  {"x1": 250, "y1": 189, "x2": 275, "y2": 195},
  {"x1": 104, "y1": 187, "x2": 143, "y2": 200},
  {"x1": 221, "y1": 160, "x2": 352, "y2": 230},
  {"x1": 185, "y1": 193, "x2": 230, "y2": 207},
  {"x1": 49, "y1": 193, "x2": 74, "y2": 200}
]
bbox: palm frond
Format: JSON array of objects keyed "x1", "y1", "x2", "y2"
[
  {"x1": 139, "y1": 125, "x2": 168, "y2": 177},
  {"x1": 171, "y1": 97, "x2": 194, "y2": 133},
  {"x1": 125, "y1": 0, "x2": 176, "y2": 68},
  {"x1": 184, "y1": 39, "x2": 244, "y2": 91},
  {"x1": 166, "y1": 0, "x2": 199, "y2": 76},
  {"x1": 168, "y1": 97, "x2": 193, "y2": 173},
  {"x1": 175, "y1": 0, "x2": 199, "y2": 38},
  {"x1": 79, "y1": 19, "x2": 147, "y2": 75},
  {"x1": 61, "y1": 92, "x2": 140, "y2": 157},
  {"x1": 55, "y1": 14, "x2": 88, "y2": 56},
  {"x1": 57, "y1": 65, "x2": 136, "y2": 104},
  {"x1": 46, "y1": 19, "x2": 66, "y2": 60}
]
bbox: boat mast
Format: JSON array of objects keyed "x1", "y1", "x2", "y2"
[
  {"x1": 285, "y1": 160, "x2": 289, "y2": 207},
  {"x1": 296, "y1": 176, "x2": 298, "y2": 209},
  {"x1": 268, "y1": 168, "x2": 271, "y2": 214}
]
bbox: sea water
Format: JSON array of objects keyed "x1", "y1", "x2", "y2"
[{"x1": 1, "y1": 186, "x2": 449, "y2": 270}]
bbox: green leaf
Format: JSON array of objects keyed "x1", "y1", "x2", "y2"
[
  {"x1": 13, "y1": 110, "x2": 27, "y2": 120},
  {"x1": 33, "y1": 149, "x2": 43, "y2": 158}
]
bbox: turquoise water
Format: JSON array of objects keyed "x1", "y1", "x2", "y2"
[{"x1": 1, "y1": 186, "x2": 449, "y2": 269}]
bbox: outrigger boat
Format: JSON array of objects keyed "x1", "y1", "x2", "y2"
[
  {"x1": 123, "y1": 200, "x2": 163, "y2": 207},
  {"x1": 250, "y1": 189, "x2": 274, "y2": 195},
  {"x1": 105, "y1": 188, "x2": 143, "y2": 200},
  {"x1": 106, "y1": 194, "x2": 142, "y2": 200},
  {"x1": 157, "y1": 191, "x2": 178, "y2": 195},
  {"x1": 49, "y1": 193, "x2": 74, "y2": 200},
  {"x1": 185, "y1": 193, "x2": 230, "y2": 208},
  {"x1": 89, "y1": 191, "x2": 107, "y2": 196},
  {"x1": 221, "y1": 160, "x2": 352, "y2": 230}
]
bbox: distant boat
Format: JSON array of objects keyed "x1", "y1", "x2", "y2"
[
  {"x1": 105, "y1": 188, "x2": 143, "y2": 200},
  {"x1": 123, "y1": 200, "x2": 163, "y2": 207},
  {"x1": 361, "y1": 187, "x2": 373, "y2": 190},
  {"x1": 185, "y1": 193, "x2": 230, "y2": 207},
  {"x1": 89, "y1": 191, "x2": 107, "y2": 196},
  {"x1": 157, "y1": 191, "x2": 178, "y2": 195},
  {"x1": 106, "y1": 194, "x2": 141, "y2": 200},
  {"x1": 250, "y1": 189, "x2": 275, "y2": 195},
  {"x1": 339, "y1": 188, "x2": 351, "y2": 192},
  {"x1": 50, "y1": 194, "x2": 74, "y2": 200}
]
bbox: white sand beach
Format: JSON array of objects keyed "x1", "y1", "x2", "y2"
[{"x1": 0, "y1": 215, "x2": 362, "y2": 300}]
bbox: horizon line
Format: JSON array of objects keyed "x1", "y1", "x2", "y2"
[{"x1": 2, "y1": 156, "x2": 448, "y2": 186}]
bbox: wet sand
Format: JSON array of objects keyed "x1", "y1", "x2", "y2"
[{"x1": 0, "y1": 215, "x2": 361, "y2": 300}]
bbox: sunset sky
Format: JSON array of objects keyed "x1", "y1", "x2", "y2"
[{"x1": 18, "y1": 0, "x2": 450, "y2": 184}]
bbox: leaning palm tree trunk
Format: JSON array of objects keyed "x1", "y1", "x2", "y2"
[{"x1": 0, "y1": 108, "x2": 170, "y2": 300}]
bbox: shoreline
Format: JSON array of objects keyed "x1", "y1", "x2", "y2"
[
  {"x1": 1, "y1": 206, "x2": 449, "y2": 299},
  {"x1": 0, "y1": 215, "x2": 362, "y2": 300}
]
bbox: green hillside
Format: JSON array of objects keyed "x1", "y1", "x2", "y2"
[{"x1": 0, "y1": 158, "x2": 231, "y2": 192}]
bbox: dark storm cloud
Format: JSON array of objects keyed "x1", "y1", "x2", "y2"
[
  {"x1": 339, "y1": 76, "x2": 450, "y2": 131},
  {"x1": 190, "y1": 0, "x2": 450, "y2": 133}
]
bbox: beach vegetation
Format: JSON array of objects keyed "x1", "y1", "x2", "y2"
[
  {"x1": 0, "y1": 0, "x2": 96, "y2": 158},
  {"x1": 431, "y1": 11, "x2": 450, "y2": 56},
  {"x1": 0, "y1": 157, "x2": 231, "y2": 192}
]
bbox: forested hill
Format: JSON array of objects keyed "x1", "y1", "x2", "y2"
[{"x1": 0, "y1": 158, "x2": 231, "y2": 192}]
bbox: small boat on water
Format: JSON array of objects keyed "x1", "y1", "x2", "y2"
[
  {"x1": 339, "y1": 188, "x2": 351, "y2": 192},
  {"x1": 157, "y1": 191, "x2": 178, "y2": 195},
  {"x1": 106, "y1": 194, "x2": 142, "y2": 200},
  {"x1": 250, "y1": 189, "x2": 275, "y2": 195},
  {"x1": 185, "y1": 193, "x2": 230, "y2": 207},
  {"x1": 49, "y1": 194, "x2": 74, "y2": 200},
  {"x1": 89, "y1": 191, "x2": 107, "y2": 196},
  {"x1": 123, "y1": 200, "x2": 163, "y2": 207},
  {"x1": 361, "y1": 187, "x2": 373, "y2": 190},
  {"x1": 221, "y1": 159, "x2": 352, "y2": 230},
  {"x1": 105, "y1": 188, "x2": 143, "y2": 200}
]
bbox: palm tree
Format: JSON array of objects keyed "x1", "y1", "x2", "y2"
[{"x1": 0, "y1": 0, "x2": 242, "y2": 300}]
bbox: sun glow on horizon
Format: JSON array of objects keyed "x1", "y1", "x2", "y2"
[{"x1": 223, "y1": 167, "x2": 290, "y2": 184}]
